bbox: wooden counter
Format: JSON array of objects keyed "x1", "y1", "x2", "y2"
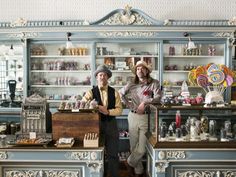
[{"x1": 52, "y1": 112, "x2": 100, "y2": 142}]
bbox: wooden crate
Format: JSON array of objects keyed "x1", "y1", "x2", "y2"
[{"x1": 52, "y1": 112, "x2": 100, "y2": 141}]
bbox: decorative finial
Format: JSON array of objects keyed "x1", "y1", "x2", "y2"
[
  {"x1": 125, "y1": 5, "x2": 132, "y2": 12},
  {"x1": 120, "y1": 5, "x2": 136, "y2": 25}
]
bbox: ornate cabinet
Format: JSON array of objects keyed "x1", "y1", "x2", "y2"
[{"x1": 0, "y1": 147, "x2": 104, "y2": 177}]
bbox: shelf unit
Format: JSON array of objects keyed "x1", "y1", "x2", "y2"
[
  {"x1": 95, "y1": 42, "x2": 159, "y2": 91},
  {"x1": 162, "y1": 42, "x2": 226, "y2": 96},
  {"x1": 28, "y1": 42, "x2": 92, "y2": 107}
]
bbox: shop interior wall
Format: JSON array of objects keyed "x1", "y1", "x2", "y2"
[{"x1": 0, "y1": 0, "x2": 235, "y2": 22}]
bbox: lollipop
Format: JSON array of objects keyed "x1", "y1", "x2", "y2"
[
  {"x1": 208, "y1": 70, "x2": 225, "y2": 85},
  {"x1": 225, "y1": 75, "x2": 233, "y2": 86},
  {"x1": 197, "y1": 74, "x2": 209, "y2": 93},
  {"x1": 188, "y1": 70, "x2": 197, "y2": 86},
  {"x1": 207, "y1": 63, "x2": 220, "y2": 74},
  {"x1": 197, "y1": 74, "x2": 209, "y2": 87},
  {"x1": 195, "y1": 66, "x2": 206, "y2": 77},
  {"x1": 219, "y1": 75, "x2": 233, "y2": 94}
]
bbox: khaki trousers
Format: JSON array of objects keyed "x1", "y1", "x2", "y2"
[{"x1": 127, "y1": 111, "x2": 148, "y2": 174}]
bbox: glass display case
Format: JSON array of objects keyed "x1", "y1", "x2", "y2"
[{"x1": 146, "y1": 103, "x2": 236, "y2": 148}]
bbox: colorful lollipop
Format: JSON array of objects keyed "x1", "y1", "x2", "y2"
[
  {"x1": 195, "y1": 66, "x2": 206, "y2": 77},
  {"x1": 208, "y1": 70, "x2": 225, "y2": 85},
  {"x1": 207, "y1": 63, "x2": 219, "y2": 74},
  {"x1": 197, "y1": 74, "x2": 209, "y2": 87}
]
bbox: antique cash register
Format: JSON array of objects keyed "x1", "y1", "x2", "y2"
[{"x1": 14, "y1": 94, "x2": 52, "y2": 145}]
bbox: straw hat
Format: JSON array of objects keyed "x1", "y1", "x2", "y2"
[
  {"x1": 94, "y1": 65, "x2": 112, "y2": 78},
  {"x1": 132, "y1": 60, "x2": 152, "y2": 74}
]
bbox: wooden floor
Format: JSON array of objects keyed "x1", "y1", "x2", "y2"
[
  {"x1": 118, "y1": 162, "x2": 147, "y2": 177},
  {"x1": 104, "y1": 161, "x2": 147, "y2": 177}
]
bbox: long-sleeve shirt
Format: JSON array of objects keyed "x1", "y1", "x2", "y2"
[
  {"x1": 119, "y1": 78, "x2": 161, "y2": 110},
  {"x1": 82, "y1": 85, "x2": 123, "y2": 116}
]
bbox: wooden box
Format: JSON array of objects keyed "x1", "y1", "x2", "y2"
[{"x1": 52, "y1": 112, "x2": 100, "y2": 141}]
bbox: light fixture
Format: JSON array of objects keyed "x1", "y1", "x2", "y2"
[
  {"x1": 183, "y1": 32, "x2": 196, "y2": 50},
  {"x1": 8, "y1": 44, "x2": 14, "y2": 56},
  {"x1": 66, "y1": 32, "x2": 73, "y2": 49}
]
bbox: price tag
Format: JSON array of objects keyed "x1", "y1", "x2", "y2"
[{"x1": 29, "y1": 132, "x2": 36, "y2": 139}]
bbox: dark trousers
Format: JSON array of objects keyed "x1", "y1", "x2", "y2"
[{"x1": 101, "y1": 118, "x2": 119, "y2": 177}]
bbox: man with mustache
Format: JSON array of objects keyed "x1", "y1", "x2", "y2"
[
  {"x1": 83, "y1": 65, "x2": 123, "y2": 177},
  {"x1": 119, "y1": 61, "x2": 161, "y2": 177}
]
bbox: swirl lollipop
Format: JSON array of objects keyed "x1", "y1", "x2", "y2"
[
  {"x1": 208, "y1": 70, "x2": 225, "y2": 85},
  {"x1": 197, "y1": 74, "x2": 209, "y2": 93},
  {"x1": 207, "y1": 63, "x2": 220, "y2": 74}
]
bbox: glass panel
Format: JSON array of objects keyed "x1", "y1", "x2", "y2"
[{"x1": 0, "y1": 43, "x2": 23, "y2": 107}]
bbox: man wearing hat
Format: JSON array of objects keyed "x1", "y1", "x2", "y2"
[
  {"x1": 82, "y1": 64, "x2": 123, "y2": 177},
  {"x1": 119, "y1": 60, "x2": 161, "y2": 177}
]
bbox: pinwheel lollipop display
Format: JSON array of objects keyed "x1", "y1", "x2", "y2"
[{"x1": 188, "y1": 63, "x2": 236, "y2": 104}]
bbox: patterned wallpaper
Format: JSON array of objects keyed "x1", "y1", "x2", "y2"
[{"x1": 0, "y1": 0, "x2": 235, "y2": 22}]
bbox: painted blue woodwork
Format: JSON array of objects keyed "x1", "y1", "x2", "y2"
[{"x1": 0, "y1": 147, "x2": 104, "y2": 177}]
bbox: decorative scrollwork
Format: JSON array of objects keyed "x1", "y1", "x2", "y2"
[
  {"x1": 87, "y1": 162, "x2": 103, "y2": 173},
  {"x1": 213, "y1": 32, "x2": 234, "y2": 38},
  {"x1": 156, "y1": 162, "x2": 169, "y2": 173},
  {"x1": 222, "y1": 170, "x2": 236, "y2": 177},
  {"x1": 213, "y1": 32, "x2": 236, "y2": 46},
  {"x1": 178, "y1": 170, "x2": 215, "y2": 177},
  {"x1": 99, "y1": 6, "x2": 153, "y2": 26},
  {"x1": 6, "y1": 169, "x2": 81, "y2": 177},
  {"x1": 177, "y1": 170, "x2": 236, "y2": 177},
  {"x1": 166, "y1": 150, "x2": 186, "y2": 159},
  {"x1": 163, "y1": 19, "x2": 172, "y2": 26},
  {"x1": 66, "y1": 151, "x2": 90, "y2": 160},
  {"x1": 8, "y1": 32, "x2": 38, "y2": 45},
  {"x1": 6, "y1": 170, "x2": 39, "y2": 177},
  {"x1": 10, "y1": 18, "x2": 27, "y2": 27},
  {"x1": 228, "y1": 17, "x2": 236, "y2": 25},
  {"x1": 98, "y1": 31, "x2": 156, "y2": 38},
  {"x1": 0, "y1": 151, "x2": 8, "y2": 159},
  {"x1": 45, "y1": 170, "x2": 80, "y2": 177}
]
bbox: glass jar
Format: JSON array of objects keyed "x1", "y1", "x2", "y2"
[{"x1": 0, "y1": 134, "x2": 6, "y2": 148}]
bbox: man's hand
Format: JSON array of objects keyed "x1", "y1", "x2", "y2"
[
  {"x1": 136, "y1": 102, "x2": 145, "y2": 114},
  {"x1": 98, "y1": 105, "x2": 109, "y2": 115}
]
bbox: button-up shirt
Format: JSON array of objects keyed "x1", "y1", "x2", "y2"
[
  {"x1": 119, "y1": 78, "x2": 161, "y2": 110},
  {"x1": 82, "y1": 85, "x2": 123, "y2": 116}
]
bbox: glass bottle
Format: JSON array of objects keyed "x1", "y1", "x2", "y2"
[{"x1": 176, "y1": 110, "x2": 181, "y2": 128}]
